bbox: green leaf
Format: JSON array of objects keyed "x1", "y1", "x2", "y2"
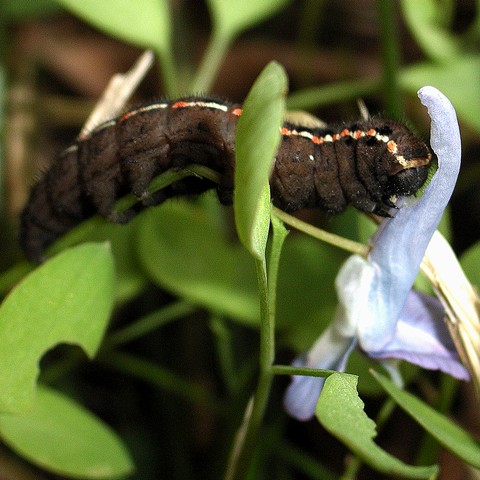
[
  {"x1": 234, "y1": 61, "x2": 288, "y2": 258},
  {"x1": 277, "y1": 234, "x2": 343, "y2": 349},
  {"x1": 0, "y1": 243, "x2": 115, "y2": 413},
  {"x1": 317, "y1": 373, "x2": 438, "y2": 478},
  {"x1": 137, "y1": 201, "x2": 260, "y2": 325},
  {"x1": 372, "y1": 370, "x2": 480, "y2": 468},
  {"x1": 82, "y1": 218, "x2": 147, "y2": 303},
  {"x1": 136, "y1": 197, "x2": 346, "y2": 332},
  {"x1": 400, "y1": 55, "x2": 480, "y2": 132},
  {"x1": 400, "y1": 0, "x2": 461, "y2": 61},
  {"x1": 460, "y1": 240, "x2": 480, "y2": 289},
  {"x1": 206, "y1": 0, "x2": 290, "y2": 38},
  {"x1": 55, "y1": 0, "x2": 171, "y2": 55},
  {"x1": 0, "y1": 385, "x2": 133, "y2": 478},
  {"x1": 346, "y1": 351, "x2": 420, "y2": 397},
  {"x1": 2, "y1": 0, "x2": 60, "y2": 19}
]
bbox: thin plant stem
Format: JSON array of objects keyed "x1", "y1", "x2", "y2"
[
  {"x1": 272, "y1": 207, "x2": 370, "y2": 257},
  {"x1": 286, "y1": 78, "x2": 380, "y2": 111},
  {"x1": 225, "y1": 214, "x2": 288, "y2": 480},
  {"x1": 274, "y1": 441, "x2": 337, "y2": 480},
  {"x1": 224, "y1": 259, "x2": 273, "y2": 480},
  {"x1": 189, "y1": 28, "x2": 230, "y2": 93},
  {"x1": 157, "y1": 47, "x2": 180, "y2": 97},
  {"x1": 99, "y1": 350, "x2": 224, "y2": 412},
  {"x1": 271, "y1": 364, "x2": 335, "y2": 378},
  {"x1": 294, "y1": 0, "x2": 327, "y2": 87},
  {"x1": 267, "y1": 213, "x2": 288, "y2": 317},
  {"x1": 376, "y1": 0, "x2": 402, "y2": 118},
  {"x1": 210, "y1": 315, "x2": 240, "y2": 396},
  {"x1": 113, "y1": 164, "x2": 221, "y2": 214},
  {"x1": 104, "y1": 300, "x2": 196, "y2": 350}
]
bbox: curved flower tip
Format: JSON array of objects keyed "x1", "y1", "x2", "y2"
[{"x1": 360, "y1": 85, "x2": 461, "y2": 351}]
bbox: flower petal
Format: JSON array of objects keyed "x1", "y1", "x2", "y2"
[
  {"x1": 283, "y1": 310, "x2": 356, "y2": 421},
  {"x1": 284, "y1": 87, "x2": 463, "y2": 421},
  {"x1": 359, "y1": 86, "x2": 461, "y2": 352},
  {"x1": 283, "y1": 370, "x2": 325, "y2": 422},
  {"x1": 367, "y1": 291, "x2": 470, "y2": 380}
]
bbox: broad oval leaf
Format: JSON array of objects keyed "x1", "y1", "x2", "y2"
[
  {"x1": 0, "y1": 385, "x2": 133, "y2": 478},
  {"x1": 277, "y1": 234, "x2": 343, "y2": 350},
  {"x1": 317, "y1": 373, "x2": 439, "y2": 479},
  {"x1": 234, "y1": 61, "x2": 287, "y2": 258},
  {"x1": 55, "y1": 0, "x2": 171, "y2": 55},
  {"x1": 137, "y1": 201, "x2": 260, "y2": 325},
  {"x1": 79, "y1": 218, "x2": 147, "y2": 303},
  {"x1": 206, "y1": 0, "x2": 290, "y2": 38},
  {"x1": 372, "y1": 370, "x2": 480, "y2": 468},
  {"x1": 0, "y1": 243, "x2": 115, "y2": 413}
]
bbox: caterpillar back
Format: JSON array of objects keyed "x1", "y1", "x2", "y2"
[{"x1": 20, "y1": 97, "x2": 431, "y2": 263}]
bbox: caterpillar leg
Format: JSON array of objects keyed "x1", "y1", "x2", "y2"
[{"x1": 122, "y1": 145, "x2": 170, "y2": 201}]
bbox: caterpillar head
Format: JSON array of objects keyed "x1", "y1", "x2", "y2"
[{"x1": 378, "y1": 121, "x2": 432, "y2": 197}]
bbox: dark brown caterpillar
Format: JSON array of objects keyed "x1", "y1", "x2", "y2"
[{"x1": 20, "y1": 97, "x2": 431, "y2": 263}]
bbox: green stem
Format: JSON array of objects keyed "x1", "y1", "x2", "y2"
[
  {"x1": 267, "y1": 213, "x2": 288, "y2": 314},
  {"x1": 286, "y1": 78, "x2": 380, "y2": 111},
  {"x1": 225, "y1": 260, "x2": 273, "y2": 480},
  {"x1": 225, "y1": 215, "x2": 287, "y2": 480},
  {"x1": 113, "y1": 164, "x2": 221, "y2": 214},
  {"x1": 99, "y1": 350, "x2": 224, "y2": 412},
  {"x1": 189, "y1": 28, "x2": 230, "y2": 93},
  {"x1": 273, "y1": 207, "x2": 369, "y2": 257},
  {"x1": 210, "y1": 314, "x2": 239, "y2": 396},
  {"x1": 275, "y1": 441, "x2": 337, "y2": 480},
  {"x1": 157, "y1": 47, "x2": 180, "y2": 97},
  {"x1": 256, "y1": 263, "x2": 274, "y2": 374},
  {"x1": 271, "y1": 364, "x2": 335, "y2": 377},
  {"x1": 376, "y1": 0, "x2": 402, "y2": 118},
  {"x1": 104, "y1": 300, "x2": 195, "y2": 349}
]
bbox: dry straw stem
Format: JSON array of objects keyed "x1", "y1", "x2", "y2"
[
  {"x1": 421, "y1": 231, "x2": 480, "y2": 399},
  {"x1": 78, "y1": 50, "x2": 155, "y2": 138}
]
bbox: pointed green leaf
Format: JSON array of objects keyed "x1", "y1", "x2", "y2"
[
  {"x1": 317, "y1": 373, "x2": 438, "y2": 478},
  {"x1": 0, "y1": 243, "x2": 115, "y2": 413},
  {"x1": 55, "y1": 0, "x2": 171, "y2": 55},
  {"x1": 0, "y1": 385, "x2": 133, "y2": 478},
  {"x1": 234, "y1": 61, "x2": 287, "y2": 258},
  {"x1": 372, "y1": 370, "x2": 480, "y2": 468},
  {"x1": 206, "y1": 0, "x2": 290, "y2": 38}
]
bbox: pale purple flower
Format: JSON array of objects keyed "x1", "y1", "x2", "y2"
[{"x1": 284, "y1": 86, "x2": 468, "y2": 421}]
